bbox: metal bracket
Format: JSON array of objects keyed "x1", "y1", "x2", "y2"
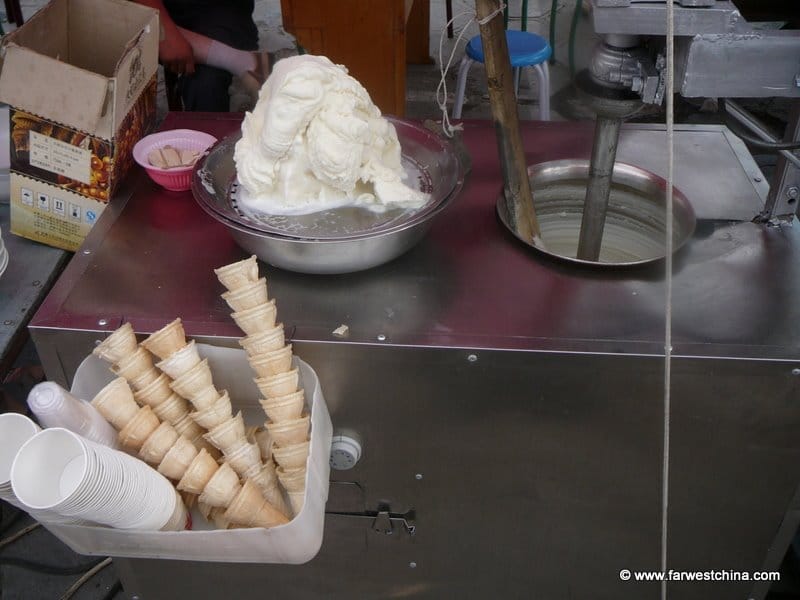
[
  {"x1": 326, "y1": 506, "x2": 417, "y2": 536},
  {"x1": 372, "y1": 509, "x2": 416, "y2": 536}
]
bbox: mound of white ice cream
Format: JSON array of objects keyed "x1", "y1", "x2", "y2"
[{"x1": 233, "y1": 55, "x2": 427, "y2": 215}]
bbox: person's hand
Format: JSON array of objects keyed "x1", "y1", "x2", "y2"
[{"x1": 159, "y1": 27, "x2": 195, "y2": 76}]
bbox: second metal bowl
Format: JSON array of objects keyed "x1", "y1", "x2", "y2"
[{"x1": 497, "y1": 160, "x2": 697, "y2": 267}]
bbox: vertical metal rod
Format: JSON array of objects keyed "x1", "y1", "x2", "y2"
[{"x1": 576, "y1": 116, "x2": 622, "y2": 261}]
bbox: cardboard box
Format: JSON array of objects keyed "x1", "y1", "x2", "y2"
[{"x1": 0, "y1": 0, "x2": 159, "y2": 251}]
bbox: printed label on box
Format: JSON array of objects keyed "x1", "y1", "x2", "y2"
[
  {"x1": 30, "y1": 130, "x2": 92, "y2": 183},
  {"x1": 10, "y1": 174, "x2": 105, "y2": 252},
  {"x1": 36, "y1": 191, "x2": 49, "y2": 211}
]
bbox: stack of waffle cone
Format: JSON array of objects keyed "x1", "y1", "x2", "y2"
[
  {"x1": 91, "y1": 321, "x2": 290, "y2": 528},
  {"x1": 142, "y1": 319, "x2": 287, "y2": 517},
  {"x1": 90, "y1": 374, "x2": 289, "y2": 529},
  {"x1": 216, "y1": 256, "x2": 312, "y2": 518},
  {"x1": 92, "y1": 320, "x2": 209, "y2": 454}
]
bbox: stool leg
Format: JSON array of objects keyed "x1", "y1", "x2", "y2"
[
  {"x1": 514, "y1": 67, "x2": 521, "y2": 97},
  {"x1": 446, "y1": 0, "x2": 454, "y2": 39},
  {"x1": 452, "y1": 56, "x2": 474, "y2": 120},
  {"x1": 533, "y1": 62, "x2": 550, "y2": 120}
]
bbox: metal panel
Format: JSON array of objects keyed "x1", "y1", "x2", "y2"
[
  {"x1": 591, "y1": 0, "x2": 741, "y2": 36},
  {"x1": 667, "y1": 358, "x2": 800, "y2": 600},
  {"x1": 595, "y1": 0, "x2": 716, "y2": 7},
  {"x1": 112, "y1": 348, "x2": 665, "y2": 600},
  {"x1": 95, "y1": 347, "x2": 800, "y2": 600},
  {"x1": 679, "y1": 33, "x2": 800, "y2": 99}
]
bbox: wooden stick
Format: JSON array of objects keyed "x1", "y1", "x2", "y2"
[{"x1": 475, "y1": 0, "x2": 542, "y2": 244}]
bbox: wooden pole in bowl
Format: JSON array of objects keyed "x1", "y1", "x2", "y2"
[{"x1": 474, "y1": 0, "x2": 542, "y2": 245}]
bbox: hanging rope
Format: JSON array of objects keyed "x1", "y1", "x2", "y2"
[{"x1": 435, "y1": 3, "x2": 507, "y2": 137}]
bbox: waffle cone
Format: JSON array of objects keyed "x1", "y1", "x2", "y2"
[
  {"x1": 173, "y1": 413, "x2": 204, "y2": 440},
  {"x1": 198, "y1": 462, "x2": 241, "y2": 508},
  {"x1": 170, "y1": 358, "x2": 214, "y2": 401},
  {"x1": 287, "y1": 490, "x2": 305, "y2": 517},
  {"x1": 191, "y1": 391, "x2": 232, "y2": 429},
  {"x1": 266, "y1": 415, "x2": 309, "y2": 447},
  {"x1": 273, "y1": 440, "x2": 310, "y2": 470},
  {"x1": 187, "y1": 384, "x2": 220, "y2": 411},
  {"x1": 238, "y1": 324, "x2": 284, "y2": 357},
  {"x1": 152, "y1": 393, "x2": 190, "y2": 424},
  {"x1": 157, "y1": 435, "x2": 198, "y2": 481},
  {"x1": 118, "y1": 405, "x2": 160, "y2": 451},
  {"x1": 177, "y1": 448, "x2": 219, "y2": 494},
  {"x1": 276, "y1": 465, "x2": 306, "y2": 493},
  {"x1": 133, "y1": 373, "x2": 173, "y2": 407},
  {"x1": 252, "y1": 427, "x2": 274, "y2": 462},
  {"x1": 142, "y1": 318, "x2": 186, "y2": 360},
  {"x1": 139, "y1": 421, "x2": 180, "y2": 465},
  {"x1": 249, "y1": 461, "x2": 289, "y2": 517},
  {"x1": 93, "y1": 322, "x2": 137, "y2": 364},
  {"x1": 214, "y1": 255, "x2": 259, "y2": 291},
  {"x1": 259, "y1": 390, "x2": 305, "y2": 423},
  {"x1": 224, "y1": 479, "x2": 289, "y2": 528},
  {"x1": 204, "y1": 411, "x2": 245, "y2": 453},
  {"x1": 191, "y1": 435, "x2": 222, "y2": 459},
  {"x1": 231, "y1": 300, "x2": 277, "y2": 335},
  {"x1": 254, "y1": 368, "x2": 299, "y2": 399},
  {"x1": 91, "y1": 377, "x2": 138, "y2": 429},
  {"x1": 248, "y1": 344, "x2": 293, "y2": 378},
  {"x1": 156, "y1": 340, "x2": 201, "y2": 379},
  {"x1": 223, "y1": 441, "x2": 262, "y2": 478},
  {"x1": 221, "y1": 277, "x2": 268, "y2": 312},
  {"x1": 111, "y1": 346, "x2": 155, "y2": 382}
]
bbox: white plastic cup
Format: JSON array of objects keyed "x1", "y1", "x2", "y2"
[
  {"x1": 27, "y1": 382, "x2": 119, "y2": 448},
  {"x1": 0, "y1": 413, "x2": 41, "y2": 497},
  {"x1": 11, "y1": 428, "x2": 186, "y2": 530}
]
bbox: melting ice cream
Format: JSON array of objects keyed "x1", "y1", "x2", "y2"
[{"x1": 234, "y1": 55, "x2": 427, "y2": 215}]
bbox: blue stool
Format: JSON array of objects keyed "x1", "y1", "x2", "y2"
[{"x1": 452, "y1": 30, "x2": 552, "y2": 120}]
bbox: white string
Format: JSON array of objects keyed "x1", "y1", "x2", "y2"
[
  {"x1": 435, "y1": 3, "x2": 507, "y2": 137},
  {"x1": 477, "y1": 2, "x2": 508, "y2": 25},
  {"x1": 661, "y1": 1, "x2": 675, "y2": 598},
  {"x1": 436, "y1": 10, "x2": 475, "y2": 137}
]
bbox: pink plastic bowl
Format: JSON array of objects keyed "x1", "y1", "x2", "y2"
[{"x1": 133, "y1": 129, "x2": 218, "y2": 192}]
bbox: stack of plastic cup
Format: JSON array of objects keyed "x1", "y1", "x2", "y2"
[
  {"x1": 27, "y1": 382, "x2": 119, "y2": 448},
  {"x1": 11, "y1": 428, "x2": 188, "y2": 531}
]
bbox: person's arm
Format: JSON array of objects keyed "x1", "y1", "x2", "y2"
[{"x1": 131, "y1": 0, "x2": 195, "y2": 75}]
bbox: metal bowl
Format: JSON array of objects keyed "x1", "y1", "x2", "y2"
[
  {"x1": 192, "y1": 118, "x2": 465, "y2": 274},
  {"x1": 497, "y1": 160, "x2": 697, "y2": 267}
]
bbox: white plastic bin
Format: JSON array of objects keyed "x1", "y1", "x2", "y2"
[{"x1": 43, "y1": 344, "x2": 332, "y2": 564}]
